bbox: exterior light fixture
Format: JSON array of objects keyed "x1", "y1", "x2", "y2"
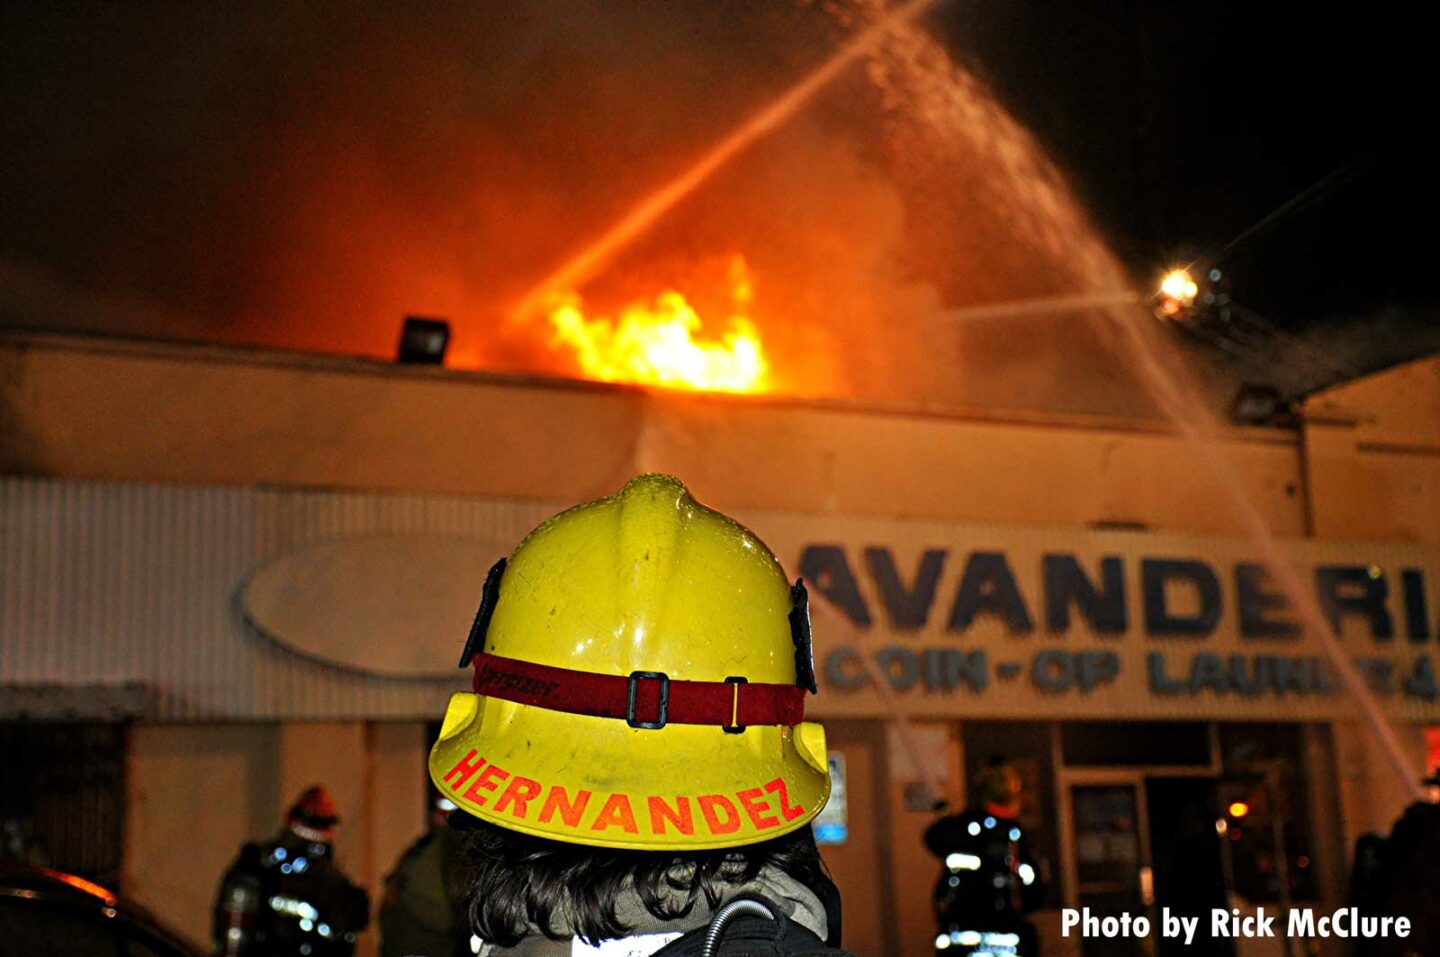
[{"x1": 397, "y1": 316, "x2": 451, "y2": 365}]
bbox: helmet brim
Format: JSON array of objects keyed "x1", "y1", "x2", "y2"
[{"x1": 429, "y1": 692, "x2": 830, "y2": 851}]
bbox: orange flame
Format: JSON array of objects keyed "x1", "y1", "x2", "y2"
[{"x1": 545, "y1": 259, "x2": 769, "y2": 394}]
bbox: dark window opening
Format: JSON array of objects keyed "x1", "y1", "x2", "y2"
[
  {"x1": 1062, "y1": 721, "x2": 1211, "y2": 766},
  {"x1": 0, "y1": 722, "x2": 126, "y2": 888}
]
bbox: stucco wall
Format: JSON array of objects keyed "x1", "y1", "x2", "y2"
[
  {"x1": 1, "y1": 332, "x2": 1308, "y2": 538},
  {"x1": 126, "y1": 724, "x2": 281, "y2": 948}
]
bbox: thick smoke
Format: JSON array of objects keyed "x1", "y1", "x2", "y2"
[{"x1": 2, "y1": 0, "x2": 1206, "y2": 415}]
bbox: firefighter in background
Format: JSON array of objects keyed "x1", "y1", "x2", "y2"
[
  {"x1": 213, "y1": 786, "x2": 370, "y2": 957},
  {"x1": 923, "y1": 758, "x2": 1042, "y2": 957},
  {"x1": 379, "y1": 793, "x2": 471, "y2": 957},
  {"x1": 1350, "y1": 770, "x2": 1440, "y2": 957},
  {"x1": 429, "y1": 475, "x2": 850, "y2": 957}
]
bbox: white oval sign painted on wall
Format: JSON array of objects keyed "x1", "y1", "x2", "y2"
[{"x1": 240, "y1": 536, "x2": 509, "y2": 678}]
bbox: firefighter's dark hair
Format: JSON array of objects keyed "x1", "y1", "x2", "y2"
[{"x1": 448, "y1": 812, "x2": 829, "y2": 947}]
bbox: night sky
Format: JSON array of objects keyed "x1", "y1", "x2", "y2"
[
  {"x1": 3, "y1": 1, "x2": 1435, "y2": 399},
  {"x1": 934, "y1": 1, "x2": 1437, "y2": 351}
]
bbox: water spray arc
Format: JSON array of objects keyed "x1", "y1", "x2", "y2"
[
  {"x1": 941, "y1": 290, "x2": 1140, "y2": 323},
  {"x1": 508, "y1": 0, "x2": 1422, "y2": 797},
  {"x1": 1087, "y1": 301, "x2": 1424, "y2": 801},
  {"x1": 953, "y1": 280, "x2": 1423, "y2": 798},
  {"x1": 507, "y1": 0, "x2": 943, "y2": 323}
]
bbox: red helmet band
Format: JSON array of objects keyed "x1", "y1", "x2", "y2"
[{"x1": 469, "y1": 652, "x2": 806, "y2": 730}]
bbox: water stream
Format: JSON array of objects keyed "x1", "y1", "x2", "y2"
[{"x1": 522, "y1": 0, "x2": 1422, "y2": 797}]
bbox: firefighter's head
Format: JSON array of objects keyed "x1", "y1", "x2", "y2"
[
  {"x1": 427, "y1": 475, "x2": 833, "y2": 944},
  {"x1": 973, "y1": 758, "x2": 1024, "y2": 819},
  {"x1": 285, "y1": 785, "x2": 340, "y2": 843}
]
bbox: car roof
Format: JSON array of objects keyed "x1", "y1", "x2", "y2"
[
  {"x1": 0, "y1": 864, "x2": 203, "y2": 956},
  {"x1": 0, "y1": 864, "x2": 120, "y2": 905}
]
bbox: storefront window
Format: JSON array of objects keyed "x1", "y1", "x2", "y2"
[{"x1": 1072, "y1": 785, "x2": 1142, "y2": 885}]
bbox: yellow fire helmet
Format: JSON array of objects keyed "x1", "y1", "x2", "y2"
[{"x1": 428, "y1": 474, "x2": 830, "y2": 851}]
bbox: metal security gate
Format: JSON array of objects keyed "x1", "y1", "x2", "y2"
[{"x1": 0, "y1": 722, "x2": 126, "y2": 887}]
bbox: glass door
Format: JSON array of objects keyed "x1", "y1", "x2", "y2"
[{"x1": 1065, "y1": 774, "x2": 1153, "y2": 957}]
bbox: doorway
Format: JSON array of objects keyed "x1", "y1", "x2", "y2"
[
  {"x1": 1147, "y1": 777, "x2": 1230, "y2": 957},
  {"x1": 1061, "y1": 771, "x2": 1231, "y2": 957}
]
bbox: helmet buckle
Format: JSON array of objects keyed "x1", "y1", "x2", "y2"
[
  {"x1": 625, "y1": 671, "x2": 670, "y2": 729},
  {"x1": 722, "y1": 676, "x2": 748, "y2": 734}
]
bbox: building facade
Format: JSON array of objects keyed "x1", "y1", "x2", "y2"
[{"x1": 2, "y1": 330, "x2": 1438, "y2": 957}]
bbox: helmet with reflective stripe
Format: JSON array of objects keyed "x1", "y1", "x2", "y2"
[
  {"x1": 286, "y1": 785, "x2": 340, "y2": 841},
  {"x1": 428, "y1": 474, "x2": 830, "y2": 850}
]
